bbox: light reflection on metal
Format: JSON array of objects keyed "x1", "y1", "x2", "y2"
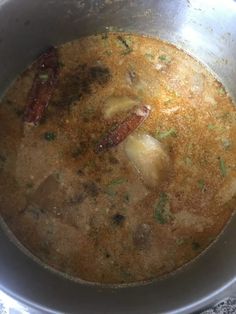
[{"x1": 0, "y1": 290, "x2": 29, "y2": 314}]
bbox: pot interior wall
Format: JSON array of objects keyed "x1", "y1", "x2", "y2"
[{"x1": 0, "y1": 1, "x2": 236, "y2": 313}]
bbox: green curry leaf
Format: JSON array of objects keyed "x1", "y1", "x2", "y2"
[{"x1": 154, "y1": 193, "x2": 171, "y2": 224}]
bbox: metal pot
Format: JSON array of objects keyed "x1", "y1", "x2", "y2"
[{"x1": 0, "y1": 0, "x2": 236, "y2": 313}]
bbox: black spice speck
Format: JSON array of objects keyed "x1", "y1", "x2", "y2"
[
  {"x1": 44, "y1": 132, "x2": 56, "y2": 141},
  {"x1": 112, "y1": 213, "x2": 125, "y2": 226}
]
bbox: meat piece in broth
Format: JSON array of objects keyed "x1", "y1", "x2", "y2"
[{"x1": 125, "y1": 133, "x2": 170, "y2": 189}]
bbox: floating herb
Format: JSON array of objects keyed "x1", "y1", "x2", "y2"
[
  {"x1": 184, "y1": 157, "x2": 192, "y2": 166},
  {"x1": 187, "y1": 143, "x2": 193, "y2": 151},
  {"x1": 198, "y1": 179, "x2": 205, "y2": 191},
  {"x1": 105, "y1": 178, "x2": 126, "y2": 198},
  {"x1": 105, "y1": 188, "x2": 117, "y2": 197},
  {"x1": 105, "y1": 50, "x2": 112, "y2": 56},
  {"x1": 208, "y1": 124, "x2": 224, "y2": 132},
  {"x1": 39, "y1": 72, "x2": 49, "y2": 82},
  {"x1": 176, "y1": 238, "x2": 185, "y2": 246},
  {"x1": 219, "y1": 157, "x2": 227, "y2": 177},
  {"x1": 145, "y1": 53, "x2": 155, "y2": 61},
  {"x1": 154, "y1": 192, "x2": 171, "y2": 224},
  {"x1": 117, "y1": 35, "x2": 133, "y2": 55},
  {"x1": 159, "y1": 54, "x2": 172, "y2": 63},
  {"x1": 82, "y1": 107, "x2": 95, "y2": 119},
  {"x1": 208, "y1": 124, "x2": 217, "y2": 130},
  {"x1": 218, "y1": 87, "x2": 226, "y2": 96},
  {"x1": 156, "y1": 128, "x2": 177, "y2": 140},
  {"x1": 108, "y1": 178, "x2": 127, "y2": 186},
  {"x1": 44, "y1": 131, "x2": 56, "y2": 141}
]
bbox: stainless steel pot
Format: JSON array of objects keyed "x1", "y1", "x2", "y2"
[{"x1": 0, "y1": 0, "x2": 236, "y2": 313}]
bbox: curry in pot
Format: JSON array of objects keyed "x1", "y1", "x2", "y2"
[{"x1": 0, "y1": 33, "x2": 236, "y2": 284}]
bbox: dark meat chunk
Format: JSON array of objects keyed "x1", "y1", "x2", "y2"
[
  {"x1": 112, "y1": 213, "x2": 125, "y2": 226},
  {"x1": 51, "y1": 64, "x2": 111, "y2": 110},
  {"x1": 89, "y1": 66, "x2": 111, "y2": 85}
]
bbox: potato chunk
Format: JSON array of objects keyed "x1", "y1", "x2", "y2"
[{"x1": 125, "y1": 133, "x2": 170, "y2": 188}]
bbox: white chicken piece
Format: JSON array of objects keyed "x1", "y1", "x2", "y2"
[
  {"x1": 103, "y1": 95, "x2": 137, "y2": 119},
  {"x1": 124, "y1": 133, "x2": 170, "y2": 189}
]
